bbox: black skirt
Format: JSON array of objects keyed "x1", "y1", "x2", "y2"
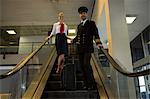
[{"x1": 55, "y1": 33, "x2": 67, "y2": 55}]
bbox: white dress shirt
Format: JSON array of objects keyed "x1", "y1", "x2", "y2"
[
  {"x1": 51, "y1": 22, "x2": 68, "y2": 36},
  {"x1": 81, "y1": 19, "x2": 88, "y2": 26}
]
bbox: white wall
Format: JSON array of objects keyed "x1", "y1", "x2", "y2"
[
  {"x1": 92, "y1": 0, "x2": 108, "y2": 48},
  {"x1": 0, "y1": 54, "x2": 27, "y2": 65},
  {"x1": 109, "y1": 0, "x2": 133, "y2": 71},
  {"x1": 1, "y1": 0, "x2": 93, "y2": 26},
  {"x1": 124, "y1": 0, "x2": 149, "y2": 41},
  {"x1": 93, "y1": 0, "x2": 133, "y2": 72},
  {"x1": 92, "y1": 0, "x2": 137, "y2": 98},
  {"x1": 108, "y1": 0, "x2": 136, "y2": 98}
]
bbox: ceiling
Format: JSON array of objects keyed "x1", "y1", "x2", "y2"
[
  {"x1": 0, "y1": 0, "x2": 95, "y2": 38},
  {"x1": 0, "y1": 0, "x2": 149, "y2": 42},
  {"x1": 124, "y1": 0, "x2": 150, "y2": 41},
  {"x1": 1, "y1": 0, "x2": 94, "y2": 26}
]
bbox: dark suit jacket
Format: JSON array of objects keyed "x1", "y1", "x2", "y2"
[{"x1": 73, "y1": 20, "x2": 101, "y2": 53}]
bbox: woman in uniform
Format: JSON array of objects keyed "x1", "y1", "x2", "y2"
[{"x1": 48, "y1": 12, "x2": 71, "y2": 74}]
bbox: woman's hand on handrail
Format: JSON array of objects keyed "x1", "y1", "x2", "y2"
[{"x1": 45, "y1": 35, "x2": 53, "y2": 41}]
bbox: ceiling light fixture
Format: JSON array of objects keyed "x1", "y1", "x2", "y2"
[
  {"x1": 68, "y1": 29, "x2": 76, "y2": 34},
  {"x1": 6, "y1": 30, "x2": 16, "y2": 35},
  {"x1": 126, "y1": 15, "x2": 137, "y2": 24}
]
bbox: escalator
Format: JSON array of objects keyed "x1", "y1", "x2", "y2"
[
  {"x1": 41, "y1": 44, "x2": 99, "y2": 99},
  {"x1": 41, "y1": 53, "x2": 99, "y2": 99},
  {"x1": 91, "y1": 45, "x2": 150, "y2": 99},
  {"x1": 0, "y1": 38, "x2": 149, "y2": 99}
]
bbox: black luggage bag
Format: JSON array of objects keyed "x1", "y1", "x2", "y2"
[{"x1": 61, "y1": 58, "x2": 76, "y2": 90}]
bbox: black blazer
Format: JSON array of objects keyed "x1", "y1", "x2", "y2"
[{"x1": 73, "y1": 20, "x2": 101, "y2": 53}]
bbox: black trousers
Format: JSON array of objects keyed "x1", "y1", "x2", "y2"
[{"x1": 79, "y1": 53, "x2": 95, "y2": 88}]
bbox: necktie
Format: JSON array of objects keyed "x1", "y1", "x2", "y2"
[{"x1": 60, "y1": 23, "x2": 64, "y2": 34}]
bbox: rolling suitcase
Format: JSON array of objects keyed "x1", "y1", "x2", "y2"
[{"x1": 61, "y1": 58, "x2": 76, "y2": 90}]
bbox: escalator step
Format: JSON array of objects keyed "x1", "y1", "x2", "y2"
[
  {"x1": 76, "y1": 73, "x2": 84, "y2": 81},
  {"x1": 42, "y1": 53, "x2": 100, "y2": 99},
  {"x1": 42, "y1": 90, "x2": 99, "y2": 99},
  {"x1": 48, "y1": 72, "x2": 85, "y2": 81},
  {"x1": 44, "y1": 81, "x2": 85, "y2": 91},
  {"x1": 44, "y1": 81, "x2": 63, "y2": 91},
  {"x1": 76, "y1": 81, "x2": 84, "y2": 90},
  {"x1": 48, "y1": 74, "x2": 61, "y2": 81}
]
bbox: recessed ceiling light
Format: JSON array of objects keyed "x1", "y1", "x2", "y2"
[
  {"x1": 6, "y1": 30, "x2": 16, "y2": 35},
  {"x1": 126, "y1": 16, "x2": 136, "y2": 24},
  {"x1": 68, "y1": 29, "x2": 76, "y2": 33}
]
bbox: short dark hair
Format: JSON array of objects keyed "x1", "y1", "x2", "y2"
[{"x1": 78, "y1": 6, "x2": 88, "y2": 13}]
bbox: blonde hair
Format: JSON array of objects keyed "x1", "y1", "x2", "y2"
[{"x1": 58, "y1": 12, "x2": 64, "y2": 17}]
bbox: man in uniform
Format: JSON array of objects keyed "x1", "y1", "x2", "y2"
[{"x1": 73, "y1": 6, "x2": 103, "y2": 89}]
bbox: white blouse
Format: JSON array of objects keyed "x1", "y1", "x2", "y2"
[{"x1": 50, "y1": 22, "x2": 68, "y2": 36}]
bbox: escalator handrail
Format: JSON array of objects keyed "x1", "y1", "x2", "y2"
[
  {"x1": 0, "y1": 38, "x2": 50, "y2": 79},
  {"x1": 100, "y1": 48, "x2": 150, "y2": 77}
]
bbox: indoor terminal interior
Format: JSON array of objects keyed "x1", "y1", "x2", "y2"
[{"x1": 0, "y1": 0, "x2": 150, "y2": 99}]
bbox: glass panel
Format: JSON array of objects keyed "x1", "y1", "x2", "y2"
[
  {"x1": 130, "y1": 35, "x2": 145, "y2": 63},
  {"x1": 138, "y1": 76, "x2": 145, "y2": 86},
  {"x1": 93, "y1": 45, "x2": 150, "y2": 99},
  {"x1": 143, "y1": 26, "x2": 150, "y2": 44},
  {"x1": 0, "y1": 44, "x2": 54, "y2": 99},
  {"x1": 140, "y1": 86, "x2": 146, "y2": 92}
]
